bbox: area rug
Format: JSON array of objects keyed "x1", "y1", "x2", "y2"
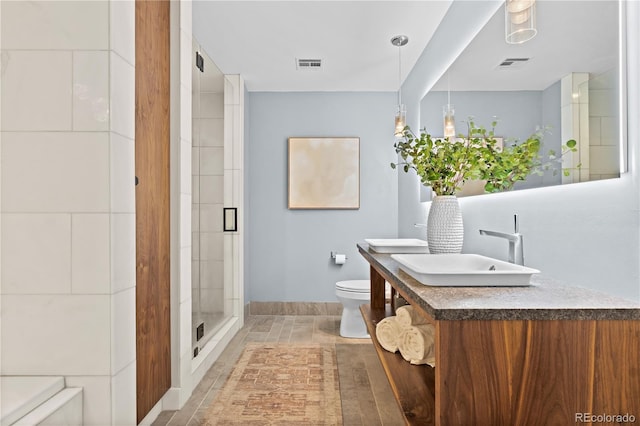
[{"x1": 202, "y1": 343, "x2": 342, "y2": 425}]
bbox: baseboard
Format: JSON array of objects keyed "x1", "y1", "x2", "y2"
[{"x1": 249, "y1": 301, "x2": 342, "y2": 316}]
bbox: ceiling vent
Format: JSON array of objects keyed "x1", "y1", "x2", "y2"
[
  {"x1": 498, "y1": 57, "x2": 530, "y2": 69},
  {"x1": 296, "y1": 58, "x2": 322, "y2": 70}
]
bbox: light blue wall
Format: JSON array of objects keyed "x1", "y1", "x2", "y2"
[
  {"x1": 420, "y1": 91, "x2": 541, "y2": 141},
  {"x1": 245, "y1": 92, "x2": 398, "y2": 302}
]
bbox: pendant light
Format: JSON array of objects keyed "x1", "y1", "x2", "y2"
[
  {"x1": 505, "y1": 0, "x2": 537, "y2": 44},
  {"x1": 443, "y1": 72, "x2": 455, "y2": 138},
  {"x1": 391, "y1": 35, "x2": 408, "y2": 135}
]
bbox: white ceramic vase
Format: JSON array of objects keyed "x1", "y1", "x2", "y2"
[{"x1": 426, "y1": 195, "x2": 463, "y2": 254}]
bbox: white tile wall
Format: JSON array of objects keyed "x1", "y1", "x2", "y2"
[
  {"x1": 0, "y1": 1, "x2": 109, "y2": 50},
  {"x1": 589, "y1": 117, "x2": 602, "y2": 145},
  {"x1": 590, "y1": 146, "x2": 620, "y2": 174},
  {"x1": 1, "y1": 51, "x2": 72, "y2": 131},
  {"x1": 198, "y1": 203, "x2": 223, "y2": 233},
  {"x1": 590, "y1": 90, "x2": 616, "y2": 117},
  {"x1": 200, "y1": 93, "x2": 224, "y2": 119},
  {"x1": 191, "y1": 208, "x2": 200, "y2": 233},
  {"x1": 180, "y1": 299, "x2": 191, "y2": 355},
  {"x1": 200, "y1": 147, "x2": 224, "y2": 175},
  {"x1": 200, "y1": 232, "x2": 223, "y2": 261},
  {"x1": 73, "y1": 51, "x2": 110, "y2": 131},
  {"x1": 110, "y1": 132, "x2": 136, "y2": 213},
  {"x1": 224, "y1": 75, "x2": 241, "y2": 106},
  {"x1": 181, "y1": 84, "x2": 193, "y2": 143},
  {"x1": 192, "y1": 119, "x2": 201, "y2": 147},
  {"x1": 199, "y1": 119, "x2": 224, "y2": 146},
  {"x1": 181, "y1": 194, "x2": 192, "y2": 248},
  {"x1": 1, "y1": 132, "x2": 110, "y2": 212},
  {"x1": 200, "y1": 260, "x2": 224, "y2": 290},
  {"x1": 111, "y1": 361, "x2": 137, "y2": 426},
  {"x1": 192, "y1": 233, "x2": 200, "y2": 260},
  {"x1": 180, "y1": 247, "x2": 192, "y2": 303},
  {"x1": 191, "y1": 261, "x2": 200, "y2": 291},
  {"x1": 601, "y1": 116, "x2": 617, "y2": 145},
  {"x1": 181, "y1": 139, "x2": 192, "y2": 194},
  {"x1": 1, "y1": 295, "x2": 110, "y2": 375},
  {"x1": 180, "y1": 0, "x2": 193, "y2": 36},
  {"x1": 110, "y1": 0, "x2": 135, "y2": 66},
  {"x1": 180, "y1": 31, "x2": 193, "y2": 100},
  {"x1": 192, "y1": 176, "x2": 200, "y2": 204},
  {"x1": 200, "y1": 288, "x2": 224, "y2": 313},
  {"x1": 112, "y1": 287, "x2": 136, "y2": 374},
  {"x1": 64, "y1": 376, "x2": 111, "y2": 426},
  {"x1": 72, "y1": 214, "x2": 110, "y2": 294},
  {"x1": 199, "y1": 176, "x2": 224, "y2": 204},
  {"x1": 192, "y1": 146, "x2": 200, "y2": 175},
  {"x1": 110, "y1": 213, "x2": 136, "y2": 293},
  {"x1": 1, "y1": 214, "x2": 71, "y2": 294},
  {"x1": 110, "y1": 52, "x2": 135, "y2": 139},
  {"x1": 1, "y1": 0, "x2": 137, "y2": 423}
]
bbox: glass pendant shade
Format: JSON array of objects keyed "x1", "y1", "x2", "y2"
[
  {"x1": 505, "y1": 0, "x2": 537, "y2": 44},
  {"x1": 395, "y1": 104, "x2": 406, "y2": 135},
  {"x1": 443, "y1": 104, "x2": 455, "y2": 138},
  {"x1": 391, "y1": 35, "x2": 408, "y2": 136}
]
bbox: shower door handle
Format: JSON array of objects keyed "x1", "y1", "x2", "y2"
[{"x1": 223, "y1": 207, "x2": 237, "y2": 232}]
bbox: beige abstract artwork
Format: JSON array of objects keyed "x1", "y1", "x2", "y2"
[{"x1": 288, "y1": 137, "x2": 360, "y2": 209}]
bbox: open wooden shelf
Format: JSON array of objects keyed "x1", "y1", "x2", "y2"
[{"x1": 360, "y1": 304, "x2": 436, "y2": 426}]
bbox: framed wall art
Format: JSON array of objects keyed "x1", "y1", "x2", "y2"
[{"x1": 288, "y1": 137, "x2": 360, "y2": 209}]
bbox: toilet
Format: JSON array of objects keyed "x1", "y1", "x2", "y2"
[{"x1": 335, "y1": 280, "x2": 371, "y2": 338}]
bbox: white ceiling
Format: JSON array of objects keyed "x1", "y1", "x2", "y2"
[
  {"x1": 192, "y1": 1, "x2": 453, "y2": 92},
  {"x1": 192, "y1": 1, "x2": 620, "y2": 93}
]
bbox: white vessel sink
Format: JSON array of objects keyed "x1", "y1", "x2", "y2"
[
  {"x1": 365, "y1": 238, "x2": 429, "y2": 253},
  {"x1": 391, "y1": 253, "x2": 540, "y2": 287}
]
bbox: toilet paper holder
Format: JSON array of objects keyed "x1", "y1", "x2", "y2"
[{"x1": 330, "y1": 251, "x2": 348, "y2": 260}]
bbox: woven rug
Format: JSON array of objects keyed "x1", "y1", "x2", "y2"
[{"x1": 203, "y1": 343, "x2": 342, "y2": 425}]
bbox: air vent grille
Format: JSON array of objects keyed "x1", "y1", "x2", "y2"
[
  {"x1": 297, "y1": 58, "x2": 322, "y2": 70},
  {"x1": 498, "y1": 57, "x2": 530, "y2": 69}
]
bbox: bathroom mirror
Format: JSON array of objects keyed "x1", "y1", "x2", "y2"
[{"x1": 422, "y1": 0, "x2": 625, "y2": 194}]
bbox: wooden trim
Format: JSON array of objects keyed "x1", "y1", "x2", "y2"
[{"x1": 135, "y1": 0, "x2": 171, "y2": 422}]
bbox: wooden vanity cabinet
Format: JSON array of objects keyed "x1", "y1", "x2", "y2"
[{"x1": 358, "y1": 244, "x2": 640, "y2": 426}]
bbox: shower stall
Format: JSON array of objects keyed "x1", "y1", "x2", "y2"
[{"x1": 191, "y1": 41, "x2": 236, "y2": 355}]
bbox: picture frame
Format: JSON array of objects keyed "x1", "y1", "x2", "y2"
[{"x1": 288, "y1": 137, "x2": 360, "y2": 209}]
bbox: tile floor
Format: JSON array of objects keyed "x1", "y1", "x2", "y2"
[{"x1": 151, "y1": 315, "x2": 404, "y2": 425}]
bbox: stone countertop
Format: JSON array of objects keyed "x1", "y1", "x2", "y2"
[{"x1": 357, "y1": 243, "x2": 640, "y2": 321}]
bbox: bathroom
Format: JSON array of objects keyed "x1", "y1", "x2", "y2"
[{"x1": 1, "y1": 0, "x2": 638, "y2": 425}]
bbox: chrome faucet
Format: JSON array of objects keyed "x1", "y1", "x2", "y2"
[{"x1": 479, "y1": 214, "x2": 524, "y2": 265}]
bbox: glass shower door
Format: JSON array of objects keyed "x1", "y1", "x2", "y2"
[{"x1": 192, "y1": 41, "x2": 233, "y2": 355}]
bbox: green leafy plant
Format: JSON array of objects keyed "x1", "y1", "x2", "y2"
[
  {"x1": 465, "y1": 119, "x2": 578, "y2": 192},
  {"x1": 391, "y1": 126, "x2": 487, "y2": 195},
  {"x1": 391, "y1": 119, "x2": 578, "y2": 195}
]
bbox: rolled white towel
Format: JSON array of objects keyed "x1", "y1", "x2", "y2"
[
  {"x1": 395, "y1": 305, "x2": 428, "y2": 327},
  {"x1": 375, "y1": 316, "x2": 403, "y2": 353},
  {"x1": 398, "y1": 324, "x2": 436, "y2": 367}
]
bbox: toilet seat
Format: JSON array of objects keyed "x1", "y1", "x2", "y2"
[{"x1": 335, "y1": 280, "x2": 370, "y2": 293}]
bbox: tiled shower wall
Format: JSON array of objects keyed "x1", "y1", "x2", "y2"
[
  {"x1": 589, "y1": 69, "x2": 620, "y2": 180},
  {"x1": 0, "y1": 2, "x2": 136, "y2": 425}
]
